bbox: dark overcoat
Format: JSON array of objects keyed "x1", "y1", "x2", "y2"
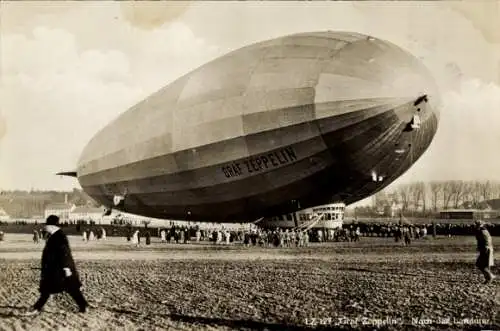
[
  {"x1": 40, "y1": 229, "x2": 82, "y2": 294},
  {"x1": 475, "y1": 227, "x2": 494, "y2": 269}
]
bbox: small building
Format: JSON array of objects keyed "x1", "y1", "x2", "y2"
[
  {"x1": 44, "y1": 203, "x2": 75, "y2": 221},
  {"x1": 0, "y1": 207, "x2": 10, "y2": 222},
  {"x1": 484, "y1": 198, "x2": 500, "y2": 211},
  {"x1": 69, "y1": 206, "x2": 105, "y2": 223},
  {"x1": 439, "y1": 209, "x2": 498, "y2": 220}
]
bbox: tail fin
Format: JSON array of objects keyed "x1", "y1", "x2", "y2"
[{"x1": 56, "y1": 171, "x2": 77, "y2": 178}]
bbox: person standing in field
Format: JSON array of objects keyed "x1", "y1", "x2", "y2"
[
  {"x1": 132, "y1": 230, "x2": 139, "y2": 247},
  {"x1": 26, "y1": 215, "x2": 89, "y2": 315},
  {"x1": 475, "y1": 220, "x2": 496, "y2": 284}
]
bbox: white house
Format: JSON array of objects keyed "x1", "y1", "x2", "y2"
[
  {"x1": 44, "y1": 203, "x2": 75, "y2": 221},
  {"x1": 390, "y1": 202, "x2": 404, "y2": 218},
  {"x1": 0, "y1": 207, "x2": 10, "y2": 222},
  {"x1": 69, "y1": 206, "x2": 105, "y2": 223}
]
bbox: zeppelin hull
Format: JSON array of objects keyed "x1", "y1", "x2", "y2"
[{"x1": 76, "y1": 31, "x2": 440, "y2": 221}]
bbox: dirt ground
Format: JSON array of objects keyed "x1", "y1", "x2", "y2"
[{"x1": 0, "y1": 234, "x2": 498, "y2": 331}]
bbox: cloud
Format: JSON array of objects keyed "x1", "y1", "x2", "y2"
[
  {"x1": 1, "y1": 29, "x2": 136, "y2": 189},
  {"x1": 2, "y1": 27, "x2": 78, "y2": 76},
  {"x1": 79, "y1": 49, "x2": 131, "y2": 82},
  {"x1": 393, "y1": 78, "x2": 500, "y2": 186},
  {"x1": 119, "y1": 2, "x2": 190, "y2": 30},
  {"x1": 446, "y1": 1, "x2": 500, "y2": 44},
  {"x1": 1, "y1": 21, "x2": 219, "y2": 190},
  {"x1": 436, "y1": 79, "x2": 500, "y2": 174},
  {"x1": 1, "y1": 2, "x2": 499, "y2": 193},
  {"x1": 130, "y1": 21, "x2": 222, "y2": 92}
]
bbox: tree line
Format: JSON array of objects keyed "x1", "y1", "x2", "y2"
[
  {"x1": 2, "y1": 180, "x2": 500, "y2": 219},
  {"x1": 365, "y1": 180, "x2": 500, "y2": 217},
  {"x1": 0, "y1": 189, "x2": 99, "y2": 218}
]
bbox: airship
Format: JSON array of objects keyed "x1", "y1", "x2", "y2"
[{"x1": 59, "y1": 31, "x2": 440, "y2": 222}]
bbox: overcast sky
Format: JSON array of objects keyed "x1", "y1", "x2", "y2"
[{"x1": 1, "y1": 1, "x2": 500, "y2": 196}]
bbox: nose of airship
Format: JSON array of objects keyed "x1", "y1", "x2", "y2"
[
  {"x1": 373, "y1": 38, "x2": 441, "y2": 133},
  {"x1": 395, "y1": 68, "x2": 441, "y2": 128},
  {"x1": 313, "y1": 34, "x2": 440, "y2": 126}
]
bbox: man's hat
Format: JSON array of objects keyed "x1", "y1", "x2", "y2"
[{"x1": 46, "y1": 215, "x2": 60, "y2": 226}]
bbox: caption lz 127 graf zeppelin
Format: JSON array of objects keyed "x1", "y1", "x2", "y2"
[
  {"x1": 221, "y1": 146, "x2": 298, "y2": 178},
  {"x1": 304, "y1": 317, "x2": 494, "y2": 327}
]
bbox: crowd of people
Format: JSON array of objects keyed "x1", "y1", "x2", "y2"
[
  {"x1": 31, "y1": 227, "x2": 107, "y2": 244},
  {"x1": 151, "y1": 226, "x2": 312, "y2": 247},
  {"x1": 131, "y1": 221, "x2": 499, "y2": 248},
  {"x1": 19, "y1": 213, "x2": 495, "y2": 318},
  {"x1": 346, "y1": 221, "x2": 499, "y2": 237},
  {"x1": 131, "y1": 224, "x2": 422, "y2": 247},
  {"x1": 4, "y1": 219, "x2": 498, "y2": 248},
  {"x1": 80, "y1": 227, "x2": 107, "y2": 242},
  {"x1": 96, "y1": 226, "x2": 315, "y2": 248}
]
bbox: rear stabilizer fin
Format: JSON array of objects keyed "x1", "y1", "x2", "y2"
[{"x1": 56, "y1": 171, "x2": 77, "y2": 178}]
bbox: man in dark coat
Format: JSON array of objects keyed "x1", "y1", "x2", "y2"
[
  {"x1": 27, "y1": 215, "x2": 89, "y2": 314},
  {"x1": 475, "y1": 220, "x2": 496, "y2": 284}
]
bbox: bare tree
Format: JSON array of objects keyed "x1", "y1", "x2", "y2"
[
  {"x1": 467, "y1": 181, "x2": 482, "y2": 208},
  {"x1": 479, "y1": 181, "x2": 492, "y2": 202},
  {"x1": 409, "y1": 182, "x2": 426, "y2": 213},
  {"x1": 462, "y1": 181, "x2": 475, "y2": 207},
  {"x1": 450, "y1": 180, "x2": 467, "y2": 208},
  {"x1": 493, "y1": 181, "x2": 500, "y2": 199},
  {"x1": 429, "y1": 181, "x2": 442, "y2": 211},
  {"x1": 492, "y1": 182, "x2": 500, "y2": 199},
  {"x1": 419, "y1": 181, "x2": 427, "y2": 213},
  {"x1": 373, "y1": 191, "x2": 388, "y2": 209},
  {"x1": 397, "y1": 184, "x2": 412, "y2": 212},
  {"x1": 442, "y1": 181, "x2": 454, "y2": 209},
  {"x1": 386, "y1": 191, "x2": 399, "y2": 206}
]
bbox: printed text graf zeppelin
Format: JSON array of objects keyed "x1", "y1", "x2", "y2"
[{"x1": 221, "y1": 147, "x2": 298, "y2": 178}]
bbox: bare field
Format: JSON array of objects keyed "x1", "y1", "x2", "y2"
[{"x1": 0, "y1": 235, "x2": 499, "y2": 331}]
